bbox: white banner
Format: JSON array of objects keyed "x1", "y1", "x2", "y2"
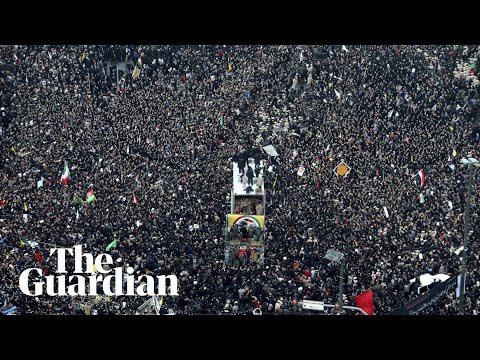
[
  {"x1": 302, "y1": 300, "x2": 325, "y2": 311},
  {"x1": 456, "y1": 274, "x2": 465, "y2": 298},
  {"x1": 263, "y1": 145, "x2": 278, "y2": 157},
  {"x1": 383, "y1": 206, "x2": 389, "y2": 218}
]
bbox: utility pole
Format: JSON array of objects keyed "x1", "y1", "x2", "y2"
[
  {"x1": 339, "y1": 257, "x2": 345, "y2": 313},
  {"x1": 325, "y1": 249, "x2": 345, "y2": 314},
  {"x1": 459, "y1": 162, "x2": 474, "y2": 314},
  {"x1": 458, "y1": 157, "x2": 479, "y2": 314}
]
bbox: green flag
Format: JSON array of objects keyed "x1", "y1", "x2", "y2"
[
  {"x1": 72, "y1": 195, "x2": 85, "y2": 206},
  {"x1": 106, "y1": 239, "x2": 117, "y2": 251},
  {"x1": 220, "y1": 116, "x2": 223, "y2": 126}
]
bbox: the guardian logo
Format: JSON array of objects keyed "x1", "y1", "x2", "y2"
[{"x1": 19, "y1": 245, "x2": 178, "y2": 297}]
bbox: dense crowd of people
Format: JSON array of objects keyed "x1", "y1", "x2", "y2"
[{"x1": 1, "y1": 45, "x2": 480, "y2": 315}]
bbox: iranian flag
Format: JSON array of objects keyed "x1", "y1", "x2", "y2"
[
  {"x1": 86, "y1": 189, "x2": 96, "y2": 204},
  {"x1": 419, "y1": 193, "x2": 425, "y2": 204},
  {"x1": 61, "y1": 162, "x2": 70, "y2": 185},
  {"x1": 417, "y1": 169, "x2": 425, "y2": 187}
]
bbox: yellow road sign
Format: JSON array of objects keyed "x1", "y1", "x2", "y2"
[{"x1": 334, "y1": 161, "x2": 351, "y2": 177}]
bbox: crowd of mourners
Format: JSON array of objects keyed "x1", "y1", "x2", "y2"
[{"x1": 1, "y1": 45, "x2": 480, "y2": 315}]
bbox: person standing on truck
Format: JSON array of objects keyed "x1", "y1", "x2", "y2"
[{"x1": 247, "y1": 166, "x2": 254, "y2": 186}]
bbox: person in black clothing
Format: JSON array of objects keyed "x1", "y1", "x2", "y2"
[
  {"x1": 246, "y1": 246, "x2": 252, "y2": 259},
  {"x1": 247, "y1": 166, "x2": 254, "y2": 186},
  {"x1": 238, "y1": 152, "x2": 246, "y2": 174},
  {"x1": 241, "y1": 225, "x2": 248, "y2": 239},
  {"x1": 254, "y1": 165, "x2": 262, "y2": 178}
]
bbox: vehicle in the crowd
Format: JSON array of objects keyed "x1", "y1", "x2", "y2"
[{"x1": 409, "y1": 273, "x2": 450, "y2": 295}]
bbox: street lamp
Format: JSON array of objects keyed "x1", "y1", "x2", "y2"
[
  {"x1": 459, "y1": 157, "x2": 479, "y2": 314},
  {"x1": 325, "y1": 249, "x2": 345, "y2": 314}
]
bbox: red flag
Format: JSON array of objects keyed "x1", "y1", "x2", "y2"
[
  {"x1": 35, "y1": 250, "x2": 43, "y2": 264},
  {"x1": 0, "y1": 199, "x2": 5, "y2": 208},
  {"x1": 135, "y1": 227, "x2": 139, "y2": 237},
  {"x1": 133, "y1": 193, "x2": 138, "y2": 205},
  {"x1": 43, "y1": 266, "x2": 49, "y2": 275},
  {"x1": 355, "y1": 290, "x2": 375, "y2": 315}
]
